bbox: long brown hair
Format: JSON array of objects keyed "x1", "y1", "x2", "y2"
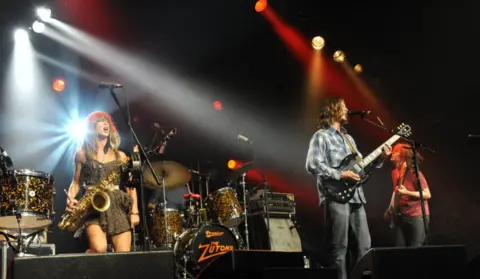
[
  {"x1": 317, "y1": 97, "x2": 345, "y2": 129},
  {"x1": 82, "y1": 111, "x2": 121, "y2": 159}
]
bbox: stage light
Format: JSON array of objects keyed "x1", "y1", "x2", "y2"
[
  {"x1": 227, "y1": 160, "x2": 237, "y2": 170},
  {"x1": 255, "y1": 0, "x2": 267, "y2": 12},
  {"x1": 53, "y1": 78, "x2": 66, "y2": 92},
  {"x1": 67, "y1": 118, "x2": 87, "y2": 144},
  {"x1": 354, "y1": 64, "x2": 363, "y2": 73},
  {"x1": 311, "y1": 36, "x2": 325, "y2": 50},
  {"x1": 333, "y1": 50, "x2": 346, "y2": 63},
  {"x1": 213, "y1": 100, "x2": 223, "y2": 111},
  {"x1": 32, "y1": 21, "x2": 45, "y2": 33},
  {"x1": 37, "y1": 8, "x2": 51, "y2": 22},
  {"x1": 14, "y1": 29, "x2": 29, "y2": 43}
]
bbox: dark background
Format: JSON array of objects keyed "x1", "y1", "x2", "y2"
[{"x1": 0, "y1": 0, "x2": 479, "y2": 264}]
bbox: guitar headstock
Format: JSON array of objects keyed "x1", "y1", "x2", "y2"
[{"x1": 396, "y1": 123, "x2": 412, "y2": 137}]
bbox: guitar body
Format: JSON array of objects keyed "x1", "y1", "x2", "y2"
[
  {"x1": 323, "y1": 153, "x2": 372, "y2": 203},
  {"x1": 318, "y1": 123, "x2": 412, "y2": 204}
]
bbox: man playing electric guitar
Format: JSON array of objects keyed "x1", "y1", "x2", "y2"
[
  {"x1": 306, "y1": 97, "x2": 392, "y2": 279},
  {"x1": 384, "y1": 143, "x2": 431, "y2": 247}
]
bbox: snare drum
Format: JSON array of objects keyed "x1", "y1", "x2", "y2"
[
  {"x1": 0, "y1": 170, "x2": 55, "y2": 230},
  {"x1": 149, "y1": 208, "x2": 183, "y2": 248},
  {"x1": 206, "y1": 187, "x2": 243, "y2": 227},
  {"x1": 174, "y1": 223, "x2": 238, "y2": 276}
]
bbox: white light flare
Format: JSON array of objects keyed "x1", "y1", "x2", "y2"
[
  {"x1": 67, "y1": 118, "x2": 87, "y2": 145},
  {"x1": 32, "y1": 21, "x2": 45, "y2": 33},
  {"x1": 37, "y1": 8, "x2": 52, "y2": 22}
]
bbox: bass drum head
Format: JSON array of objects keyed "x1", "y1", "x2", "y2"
[{"x1": 173, "y1": 223, "x2": 238, "y2": 274}]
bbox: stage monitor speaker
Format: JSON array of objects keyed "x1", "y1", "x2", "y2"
[
  {"x1": 197, "y1": 249, "x2": 336, "y2": 279},
  {"x1": 466, "y1": 253, "x2": 480, "y2": 279},
  {"x1": 351, "y1": 245, "x2": 467, "y2": 279},
  {"x1": 12, "y1": 250, "x2": 174, "y2": 279}
]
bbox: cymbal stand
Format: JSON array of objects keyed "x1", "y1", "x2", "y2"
[
  {"x1": 160, "y1": 171, "x2": 170, "y2": 248},
  {"x1": 205, "y1": 175, "x2": 210, "y2": 197},
  {"x1": 240, "y1": 173, "x2": 249, "y2": 250}
]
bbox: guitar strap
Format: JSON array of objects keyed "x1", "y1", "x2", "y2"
[{"x1": 343, "y1": 134, "x2": 361, "y2": 163}]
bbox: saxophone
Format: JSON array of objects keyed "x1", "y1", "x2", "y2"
[{"x1": 58, "y1": 167, "x2": 120, "y2": 232}]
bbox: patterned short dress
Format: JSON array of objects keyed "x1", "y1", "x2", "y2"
[{"x1": 74, "y1": 155, "x2": 133, "y2": 238}]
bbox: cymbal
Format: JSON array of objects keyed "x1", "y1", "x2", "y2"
[
  {"x1": 143, "y1": 161, "x2": 192, "y2": 190},
  {"x1": 225, "y1": 161, "x2": 254, "y2": 182}
]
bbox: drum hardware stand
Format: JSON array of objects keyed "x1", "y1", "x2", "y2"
[
  {"x1": 0, "y1": 208, "x2": 46, "y2": 257},
  {"x1": 262, "y1": 173, "x2": 271, "y2": 243},
  {"x1": 159, "y1": 171, "x2": 170, "y2": 248},
  {"x1": 197, "y1": 169, "x2": 204, "y2": 210},
  {"x1": 240, "y1": 173, "x2": 249, "y2": 250}
]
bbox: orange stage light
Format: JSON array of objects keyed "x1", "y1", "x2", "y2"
[
  {"x1": 53, "y1": 78, "x2": 66, "y2": 92},
  {"x1": 227, "y1": 160, "x2": 237, "y2": 170}
]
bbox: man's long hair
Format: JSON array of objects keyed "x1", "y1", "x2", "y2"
[
  {"x1": 317, "y1": 97, "x2": 345, "y2": 129},
  {"x1": 82, "y1": 111, "x2": 121, "y2": 159}
]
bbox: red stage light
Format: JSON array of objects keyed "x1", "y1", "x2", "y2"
[
  {"x1": 227, "y1": 160, "x2": 237, "y2": 170},
  {"x1": 53, "y1": 79, "x2": 66, "y2": 92},
  {"x1": 213, "y1": 100, "x2": 223, "y2": 111},
  {"x1": 255, "y1": 0, "x2": 267, "y2": 12}
]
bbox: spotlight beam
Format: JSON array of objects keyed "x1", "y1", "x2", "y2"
[{"x1": 43, "y1": 20, "x2": 313, "y2": 177}]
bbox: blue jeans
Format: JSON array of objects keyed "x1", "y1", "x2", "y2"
[{"x1": 324, "y1": 200, "x2": 371, "y2": 279}]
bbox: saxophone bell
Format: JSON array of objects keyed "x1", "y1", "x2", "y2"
[{"x1": 91, "y1": 191, "x2": 110, "y2": 212}]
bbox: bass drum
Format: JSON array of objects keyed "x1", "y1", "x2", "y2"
[{"x1": 174, "y1": 223, "x2": 238, "y2": 276}]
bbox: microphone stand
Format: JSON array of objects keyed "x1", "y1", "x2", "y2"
[
  {"x1": 240, "y1": 138, "x2": 259, "y2": 250},
  {"x1": 359, "y1": 115, "x2": 434, "y2": 245},
  {"x1": 409, "y1": 141, "x2": 430, "y2": 244},
  {"x1": 106, "y1": 87, "x2": 163, "y2": 251}
]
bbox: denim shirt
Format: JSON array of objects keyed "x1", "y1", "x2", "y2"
[{"x1": 306, "y1": 126, "x2": 384, "y2": 205}]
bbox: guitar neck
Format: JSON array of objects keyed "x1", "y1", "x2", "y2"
[{"x1": 359, "y1": 135, "x2": 401, "y2": 169}]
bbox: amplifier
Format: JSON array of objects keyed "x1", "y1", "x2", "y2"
[
  {"x1": 241, "y1": 215, "x2": 302, "y2": 252},
  {"x1": 248, "y1": 190, "x2": 296, "y2": 216}
]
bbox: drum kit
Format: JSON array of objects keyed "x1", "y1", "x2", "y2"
[
  {"x1": 0, "y1": 149, "x2": 55, "y2": 256},
  {"x1": 141, "y1": 160, "x2": 257, "y2": 279},
  {"x1": 0, "y1": 144, "x2": 268, "y2": 278}
]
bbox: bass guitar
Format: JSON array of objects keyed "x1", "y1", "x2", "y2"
[
  {"x1": 386, "y1": 161, "x2": 408, "y2": 228},
  {"x1": 323, "y1": 123, "x2": 412, "y2": 203}
]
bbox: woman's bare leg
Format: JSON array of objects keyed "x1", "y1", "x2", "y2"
[
  {"x1": 111, "y1": 230, "x2": 132, "y2": 252},
  {"x1": 85, "y1": 224, "x2": 108, "y2": 253}
]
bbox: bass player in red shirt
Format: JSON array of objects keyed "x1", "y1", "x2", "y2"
[{"x1": 384, "y1": 142, "x2": 431, "y2": 247}]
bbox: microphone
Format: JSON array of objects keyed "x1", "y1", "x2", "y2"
[
  {"x1": 98, "y1": 82, "x2": 123, "y2": 89},
  {"x1": 154, "y1": 128, "x2": 177, "y2": 155},
  {"x1": 468, "y1": 134, "x2": 480, "y2": 139},
  {"x1": 348, "y1": 110, "x2": 371, "y2": 117},
  {"x1": 237, "y1": 134, "x2": 253, "y2": 144}
]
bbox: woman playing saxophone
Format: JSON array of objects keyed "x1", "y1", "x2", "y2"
[{"x1": 65, "y1": 111, "x2": 140, "y2": 253}]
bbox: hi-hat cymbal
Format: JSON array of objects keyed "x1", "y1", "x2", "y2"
[
  {"x1": 225, "y1": 161, "x2": 254, "y2": 183},
  {"x1": 143, "y1": 161, "x2": 192, "y2": 190}
]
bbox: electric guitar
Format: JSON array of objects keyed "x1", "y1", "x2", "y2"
[{"x1": 323, "y1": 123, "x2": 412, "y2": 203}]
